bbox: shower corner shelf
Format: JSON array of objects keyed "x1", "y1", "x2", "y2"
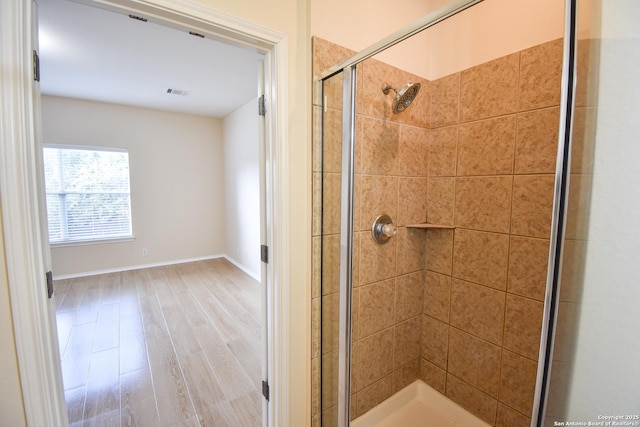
[{"x1": 406, "y1": 223, "x2": 455, "y2": 229}]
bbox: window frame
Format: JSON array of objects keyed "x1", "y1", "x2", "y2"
[{"x1": 43, "y1": 143, "x2": 135, "y2": 246}]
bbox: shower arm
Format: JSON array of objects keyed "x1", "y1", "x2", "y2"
[{"x1": 381, "y1": 84, "x2": 396, "y2": 95}]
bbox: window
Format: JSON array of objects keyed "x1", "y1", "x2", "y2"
[{"x1": 43, "y1": 145, "x2": 132, "y2": 244}]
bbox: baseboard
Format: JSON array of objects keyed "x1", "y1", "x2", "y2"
[
  {"x1": 52, "y1": 254, "x2": 225, "y2": 280},
  {"x1": 223, "y1": 255, "x2": 261, "y2": 282}
]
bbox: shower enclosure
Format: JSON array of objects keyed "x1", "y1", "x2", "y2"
[{"x1": 313, "y1": 0, "x2": 579, "y2": 425}]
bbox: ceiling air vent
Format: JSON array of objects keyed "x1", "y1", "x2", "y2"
[
  {"x1": 165, "y1": 88, "x2": 190, "y2": 96},
  {"x1": 128, "y1": 14, "x2": 148, "y2": 22}
]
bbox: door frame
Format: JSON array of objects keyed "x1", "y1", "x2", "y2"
[{"x1": 0, "y1": 0, "x2": 290, "y2": 425}]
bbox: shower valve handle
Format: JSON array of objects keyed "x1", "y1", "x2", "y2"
[
  {"x1": 372, "y1": 214, "x2": 397, "y2": 244},
  {"x1": 382, "y1": 224, "x2": 398, "y2": 237}
]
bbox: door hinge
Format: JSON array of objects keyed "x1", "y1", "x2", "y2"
[
  {"x1": 33, "y1": 50, "x2": 40, "y2": 82},
  {"x1": 262, "y1": 380, "x2": 270, "y2": 401},
  {"x1": 261, "y1": 244, "x2": 269, "y2": 264},
  {"x1": 258, "y1": 94, "x2": 266, "y2": 116},
  {"x1": 46, "y1": 271, "x2": 53, "y2": 298}
]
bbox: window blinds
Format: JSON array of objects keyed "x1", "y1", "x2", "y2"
[{"x1": 43, "y1": 146, "x2": 132, "y2": 243}]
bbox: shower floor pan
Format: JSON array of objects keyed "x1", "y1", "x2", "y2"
[{"x1": 351, "y1": 380, "x2": 491, "y2": 427}]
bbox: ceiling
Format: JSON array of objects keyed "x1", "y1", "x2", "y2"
[{"x1": 37, "y1": 0, "x2": 264, "y2": 118}]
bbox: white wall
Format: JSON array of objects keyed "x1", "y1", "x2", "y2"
[
  {"x1": 42, "y1": 96, "x2": 226, "y2": 277},
  {"x1": 311, "y1": 0, "x2": 565, "y2": 80},
  {"x1": 311, "y1": 0, "x2": 435, "y2": 77},
  {"x1": 223, "y1": 97, "x2": 261, "y2": 280},
  {"x1": 563, "y1": 0, "x2": 640, "y2": 418}
]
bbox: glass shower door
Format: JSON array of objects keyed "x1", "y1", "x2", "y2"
[
  {"x1": 319, "y1": 63, "x2": 358, "y2": 427},
  {"x1": 319, "y1": 69, "x2": 347, "y2": 427}
]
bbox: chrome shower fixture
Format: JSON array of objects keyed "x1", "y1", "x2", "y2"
[
  {"x1": 381, "y1": 82, "x2": 421, "y2": 114},
  {"x1": 371, "y1": 214, "x2": 397, "y2": 244}
]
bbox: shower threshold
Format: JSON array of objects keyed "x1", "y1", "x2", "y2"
[{"x1": 351, "y1": 380, "x2": 491, "y2": 427}]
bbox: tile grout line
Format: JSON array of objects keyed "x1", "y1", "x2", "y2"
[{"x1": 134, "y1": 268, "x2": 163, "y2": 426}]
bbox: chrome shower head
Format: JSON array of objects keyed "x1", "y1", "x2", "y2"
[{"x1": 381, "y1": 82, "x2": 421, "y2": 114}]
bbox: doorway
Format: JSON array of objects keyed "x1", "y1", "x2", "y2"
[
  {"x1": 39, "y1": 0, "x2": 267, "y2": 424},
  {"x1": 0, "y1": 0, "x2": 286, "y2": 425}
]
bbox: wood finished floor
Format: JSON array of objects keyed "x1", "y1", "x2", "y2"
[{"x1": 55, "y1": 258, "x2": 262, "y2": 427}]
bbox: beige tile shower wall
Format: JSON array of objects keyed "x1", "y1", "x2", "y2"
[
  {"x1": 421, "y1": 38, "x2": 563, "y2": 425},
  {"x1": 350, "y1": 53, "x2": 430, "y2": 420}
]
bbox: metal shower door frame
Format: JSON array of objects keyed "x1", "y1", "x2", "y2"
[
  {"x1": 531, "y1": 0, "x2": 579, "y2": 425},
  {"x1": 337, "y1": 64, "x2": 357, "y2": 427}
]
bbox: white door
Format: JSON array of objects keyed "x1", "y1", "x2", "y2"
[
  {"x1": 31, "y1": 1, "x2": 68, "y2": 423},
  {"x1": 32, "y1": 2, "x2": 56, "y2": 301},
  {"x1": 258, "y1": 59, "x2": 272, "y2": 427}
]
